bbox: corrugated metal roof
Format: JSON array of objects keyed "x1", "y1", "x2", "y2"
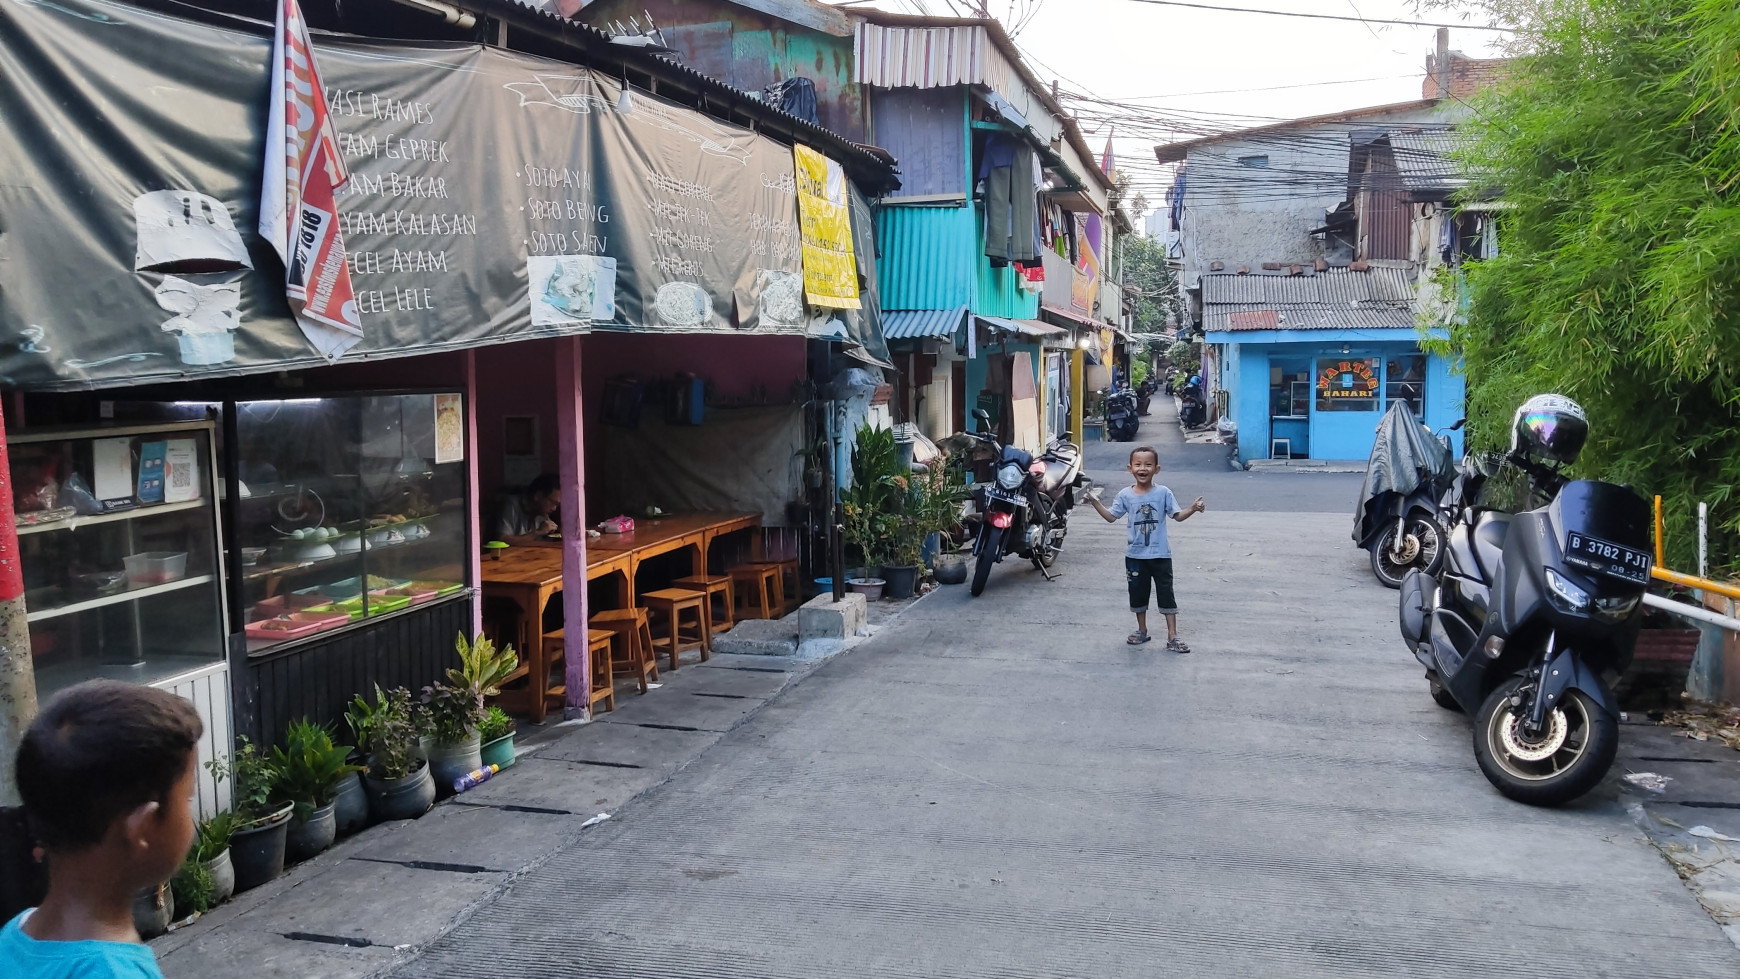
[
  {"x1": 884, "y1": 308, "x2": 966, "y2": 339},
  {"x1": 1390, "y1": 131, "x2": 1467, "y2": 194},
  {"x1": 1208, "y1": 306, "x2": 1418, "y2": 331},
  {"x1": 978, "y1": 315, "x2": 1066, "y2": 338},
  {"x1": 1201, "y1": 266, "x2": 1414, "y2": 305}
]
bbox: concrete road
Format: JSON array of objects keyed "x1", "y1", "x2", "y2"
[{"x1": 395, "y1": 405, "x2": 1737, "y2": 978}]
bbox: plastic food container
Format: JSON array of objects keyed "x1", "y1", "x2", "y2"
[
  {"x1": 244, "y1": 610, "x2": 351, "y2": 641},
  {"x1": 382, "y1": 586, "x2": 438, "y2": 605},
  {"x1": 122, "y1": 551, "x2": 187, "y2": 586}
]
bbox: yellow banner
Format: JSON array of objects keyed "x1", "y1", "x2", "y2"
[{"x1": 793, "y1": 144, "x2": 861, "y2": 310}]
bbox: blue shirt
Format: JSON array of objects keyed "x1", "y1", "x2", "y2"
[
  {"x1": 0, "y1": 911, "x2": 164, "y2": 979},
  {"x1": 1108, "y1": 485, "x2": 1179, "y2": 559}
]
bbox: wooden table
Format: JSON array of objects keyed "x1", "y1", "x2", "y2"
[{"x1": 481, "y1": 512, "x2": 758, "y2": 721}]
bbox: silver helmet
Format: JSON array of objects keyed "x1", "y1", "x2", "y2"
[{"x1": 1510, "y1": 394, "x2": 1588, "y2": 466}]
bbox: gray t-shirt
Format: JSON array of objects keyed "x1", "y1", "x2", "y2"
[{"x1": 1109, "y1": 485, "x2": 1179, "y2": 559}]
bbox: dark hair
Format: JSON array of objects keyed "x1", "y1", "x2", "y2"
[
  {"x1": 1129, "y1": 446, "x2": 1159, "y2": 464},
  {"x1": 525, "y1": 473, "x2": 560, "y2": 499},
  {"x1": 16, "y1": 680, "x2": 203, "y2": 852}
]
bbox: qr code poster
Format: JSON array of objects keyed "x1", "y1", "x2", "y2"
[
  {"x1": 163, "y1": 439, "x2": 201, "y2": 503},
  {"x1": 529, "y1": 255, "x2": 617, "y2": 326}
]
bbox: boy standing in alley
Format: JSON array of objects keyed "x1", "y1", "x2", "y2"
[
  {"x1": 1087, "y1": 445, "x2": 1206, "y2": 651},
  {"x1": 2, "y1": 680, "x2": 203, "y2": 978}
]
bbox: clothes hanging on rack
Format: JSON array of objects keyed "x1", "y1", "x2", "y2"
[{"x1": 980, "y1": 134, "x2": 1039, "y2": 266}]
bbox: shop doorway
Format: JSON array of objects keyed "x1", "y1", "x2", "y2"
[{"x1": 1268, "y1": 358, "x2": 1311, "y2": 458}]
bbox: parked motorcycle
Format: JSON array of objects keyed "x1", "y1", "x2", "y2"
[
  {"x1": 1355, "y1": 403, "x2": 1459, "y2": 588},
  {"x1": 1398, "y1": 395, "x2": 1652, "y2": 806},
  {"x1": 1104, "y1": 388, "x2": 1141, "y2": 442},
  {"x1": 1178, "y1": 376, "x2": 1207, "y2": 428},
  {"x1": 962, "y1": 409, "x2": 1086, "y2": 596}
]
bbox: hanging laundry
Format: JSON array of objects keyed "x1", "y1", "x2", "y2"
[{"x1": 980, "y1": 134, "x2": 1040, "y2": 266}]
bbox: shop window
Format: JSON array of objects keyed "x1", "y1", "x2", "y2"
[
  {"x1": 1315, "y1": 357, "x2": 1379, "y2": 412},
  {"x1": 235, "y1": 393, "x2": 471, "y2": 654},
  {"x1": 1386, "y1": 355, "x2": 1427, "y2": 418},
  {"x1": 1269, "y1": 365, "x2": 1311, "y2": 417},
  {"x1": 1238, "y1": 154, "x2": 1270, "y2": 168}
]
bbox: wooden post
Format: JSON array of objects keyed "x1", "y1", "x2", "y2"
[
  {"x1": 1070, "y1": 347, "x2": 1085, "y2": 445},
  {"x1": 554, "y1": 337, "x2": 590, "y2": 719}
]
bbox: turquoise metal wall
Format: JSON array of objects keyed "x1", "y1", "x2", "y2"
[
  {"x1": 973, "y1": 206, "x2": 1040, "y2": 319},
  {"x1": 876, "y1": 204, "x2": 976, "y2": 311}
]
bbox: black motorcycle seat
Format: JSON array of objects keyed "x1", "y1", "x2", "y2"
[{"x1": 1473, "y1": 511, "x2": 1509, "y2": 579}]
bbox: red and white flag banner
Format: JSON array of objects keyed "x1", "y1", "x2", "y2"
[{"x1": 260, "y1": 0, "x2": 363, "y2": 359}]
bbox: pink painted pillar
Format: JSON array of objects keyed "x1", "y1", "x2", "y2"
[
  {"x1": 464, "y1": 351, "x2": 484, "y2": 640},
  {"x1": 554, "y1": 336, "x2": 591, "y2": 718}
]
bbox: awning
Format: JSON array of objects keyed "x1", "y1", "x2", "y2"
[
  {"x1": 883, "y1": 307, "x2": 966, "y2": 340},
  {"x1": 977, "y1": 315, "x2": 1067, "y2": 339},
  {"x1": 1038, "y1": 303, "x2": 1101, "y2": 330}
]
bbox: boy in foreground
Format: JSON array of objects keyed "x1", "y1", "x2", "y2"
[
  {"x1": 1087, "y1": 445, "x2": 1206, "y2": 650},
  {"x1": 3, "y1": 680, "x2": 204, "y2": 978}
]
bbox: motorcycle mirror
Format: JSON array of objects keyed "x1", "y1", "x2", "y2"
[
  {"x1": 1450, "y1": 418, "x2": 1466, "y2": 431},
  {"x1": 972, "y1": 407, "x2": 992, "y2": 424}
]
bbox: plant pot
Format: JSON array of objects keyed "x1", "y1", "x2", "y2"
[
  {"x1": 133, "y1": 881, "x2": 173, "y2": 939},
  {"x1": 480, "y1": 732, "x2": 517, "y2": 771},
  {"x1": 332, "y1": 771, "x2": 369, "y2": 836},
  {"x1": 230, "y1": 803, "x2": 293, "y2": 893},
  {"x1": 201, "y1": 848, "x2": 235, "y2": 905},
  {"x1": 933, "y1": 555, "x2": 969, "y2": 585},
  {"x1": 847, "y1": 577, "x2": 884, "y2": 602},
  {"x1": 364, "y1": 761, "x2": 435, "y2": 821},
  {"x1": 920, "y1": 532, "x2": 942, "y2": 567},
  {"x1": 427, "y1": 735, "x2": 483, "y2": 795},
  {"x1": 880, "y1": 565, "x2": 918, "y2": 600},
  {"x1": 285, "y1": 802, "x2": 336, "y2": 864}
]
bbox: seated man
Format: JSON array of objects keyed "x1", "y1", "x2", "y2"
[{"x1": 492, "y1": 473, "x2": 560, "y2": 543}]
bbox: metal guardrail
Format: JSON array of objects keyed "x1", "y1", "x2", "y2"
[{"x1": 1650, "y1": 494, "x2": 1740, "y2": 632}]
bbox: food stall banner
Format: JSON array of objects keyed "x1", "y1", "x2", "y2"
[
  {"x1": 793, "y1": 144, "x2": 861, "y2": 310},
  {"x1": 0, "y1": 0, "x2": 807, "y2": 391}
]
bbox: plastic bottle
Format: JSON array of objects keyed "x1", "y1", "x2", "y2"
[{"x1": 452, "y1": 763, "x2": 500, "y2": 793}]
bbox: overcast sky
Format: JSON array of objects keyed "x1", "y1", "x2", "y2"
[{"x1": 831, "y1": 0, "x2": 1506, "y2": 215}]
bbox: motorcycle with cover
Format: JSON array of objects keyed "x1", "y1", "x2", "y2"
[
  {"x1": 1355, "y1": 402, "x2": 1459, "y2": 587},
  {"x1": 1398, "y1": 395, "x2": 1651, "y2": 806}
]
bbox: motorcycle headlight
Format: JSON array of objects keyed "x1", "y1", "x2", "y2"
[
  {"x1": 997, "y1": 464, "x2": 1024, "y2": 490},
  {"x1": 1593, "y1": 593, "x2": 1642, "y2": 623},
  {"x1": 1544, "y1": 568, "x2": 1591, "y2": 613}
]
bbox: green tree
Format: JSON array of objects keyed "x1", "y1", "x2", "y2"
[
  {"x1": 1444, "y1": 0, "x2": 1740, "y2": 572},
  {"x1": 1121, "y1": 232, "x2": 1181, "y2": 335}
]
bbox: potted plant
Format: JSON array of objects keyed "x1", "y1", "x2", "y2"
[
  {"x1": 842, "y1": 423, "x2": 901, "y2": 600},
  {"x1": 208, "y1": 738, "x2": 292, "y2": 893},
  {"x1": 132, "y1": 880, "x2": 173, "y2": 939},
  {"x1": 355, "y1": 686, "x2": 435, "y2": 820},
  {"x1": 189, "y1": 810, "x2": 236, "y2": 905},
  {"x1": 170, "y1": 856, "x2": 215, "y2": 923},
  {"x1": 420, "y1": 633, "x2": 518, "y2": 794},
  {"x1": 478, "y1": 705, "x2": 517, "y2": 771},
  {"x1": 272, "y1": 719, "x2": 363, "y2": 863}
]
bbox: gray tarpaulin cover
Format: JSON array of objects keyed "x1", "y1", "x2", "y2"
[
  {"x1": 0, "y1": 0, "x2": 836, "y2": 390},
  {"x1": 1353, "y1": 401, "x2": 1454, "y2": 543}
]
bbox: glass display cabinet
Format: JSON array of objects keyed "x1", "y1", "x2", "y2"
[
  {"x1": 10, "y1": 422, "x2": 227, "y2": 694},
  {"x1": 233, "y1": 393, "x2": 469, "y2": 654}
]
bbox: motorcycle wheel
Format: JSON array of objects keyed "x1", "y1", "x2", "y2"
[
  {"x1": 1369, "y1": 518, "x2": 1444, "y2": 589},
  {"x1": 1473, "y1": 676, "x2": 1617, "y2": 807},
  {"x1": 1426, "y1": 670, "x2": 1461, "y2": 711},
  {"x1": 971, "y1": 529, "x2": 1002, "y2": 597}
]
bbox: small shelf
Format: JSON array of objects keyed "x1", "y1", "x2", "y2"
[
  {"x1": 16, "y1": 499, "x2": 206, "y2": 537},
  {"x1": 28, "y1": 574, "x2": 217, "y2": 623}
]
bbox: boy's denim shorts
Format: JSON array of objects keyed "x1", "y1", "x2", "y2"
[{"x1": 1126, "y1": 557, "x2": 1178, "y2": 614}]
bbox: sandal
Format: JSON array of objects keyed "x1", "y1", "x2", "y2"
[
  {"x1": 1126, "y1": 631, "x2": 1151, "y2": 646},
  {"x1": 1166, "y1": 638, "x2": 1192, "y2": 654}
]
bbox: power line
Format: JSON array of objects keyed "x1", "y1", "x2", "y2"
[
  {"x1": 1059, "y1": 73, "x2": 1417, "y2": 102},
  {"x1": 1114, "y1": 0, "x2": 1513, "y2": 32}
]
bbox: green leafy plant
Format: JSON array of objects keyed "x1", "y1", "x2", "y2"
[
  {"x1": 841, "y1": 423, "x2": 903, "y2": 568},
  {"x1": 205, "y1": 737, "x2": 283, "y2": 826},
  {"x1": 360, "y1": 685, "x2": 421, "y2": 780},
  {"x1": 344, "y1": 692, "x2": 382, "y2": 759},
  {"x1": 419, "y1": 680, "x2": 485, "y2": 746},
  {"x1": 1432, "y1": 0, "x2": 1740, "y2": 574},
  {"x1": 190, "y1": 811, "x2": 236, "y2": 864},
  {"x1": 478, "y1": 705, "x2": 516, "y2": 743},
  {"x1": 171, "y1": 856, "x2": 217, "y2": 916},
  {"x1": 270, "y1": 719, "x2": 363, "y2": 821},
  {"x1": 452, "y1": 632, "x2": 518, "y2": 696}
]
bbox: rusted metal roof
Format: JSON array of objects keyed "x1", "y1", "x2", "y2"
[
  {"x1": 1389, "y1": 131, "x2": 1467, "y2": 196},
  {"x1": 1209, "y1": 306, "x2": 1417, "y2": 332},
  {"x1": 1201, "y1": 266, "x2": 1414, "y2": 305}
]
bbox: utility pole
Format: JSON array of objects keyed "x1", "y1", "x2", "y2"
[{"x1": 1434, "y1": 28, "x2": 1451, "y2": 99}]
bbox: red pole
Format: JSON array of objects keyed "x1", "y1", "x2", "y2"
[{"x1": 0, "y1": 400, "x2": 36, "y2": 807}]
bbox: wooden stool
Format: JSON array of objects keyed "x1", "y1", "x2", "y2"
[
  {"x1": 762, "y1": 558, "x2": 800, "y2": 614},
  {"x1": 539, "y1": 629, "x2": 572, "y2": 722},
  {"x1": 642, "y1": 588, "x2": 709, "y2": 670},
  {"x1": 674, "y1": 574, "x2": 735, "y2": 636},
  {"x1": 728, "y1": 564, "x2": 781, "y2": 620},
  {"x1": 587, "y1": 628, "x2": 616, "y2": 713},
  {"x1": 590, "y1": 608, "x2": 657, "y2": 693}
]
